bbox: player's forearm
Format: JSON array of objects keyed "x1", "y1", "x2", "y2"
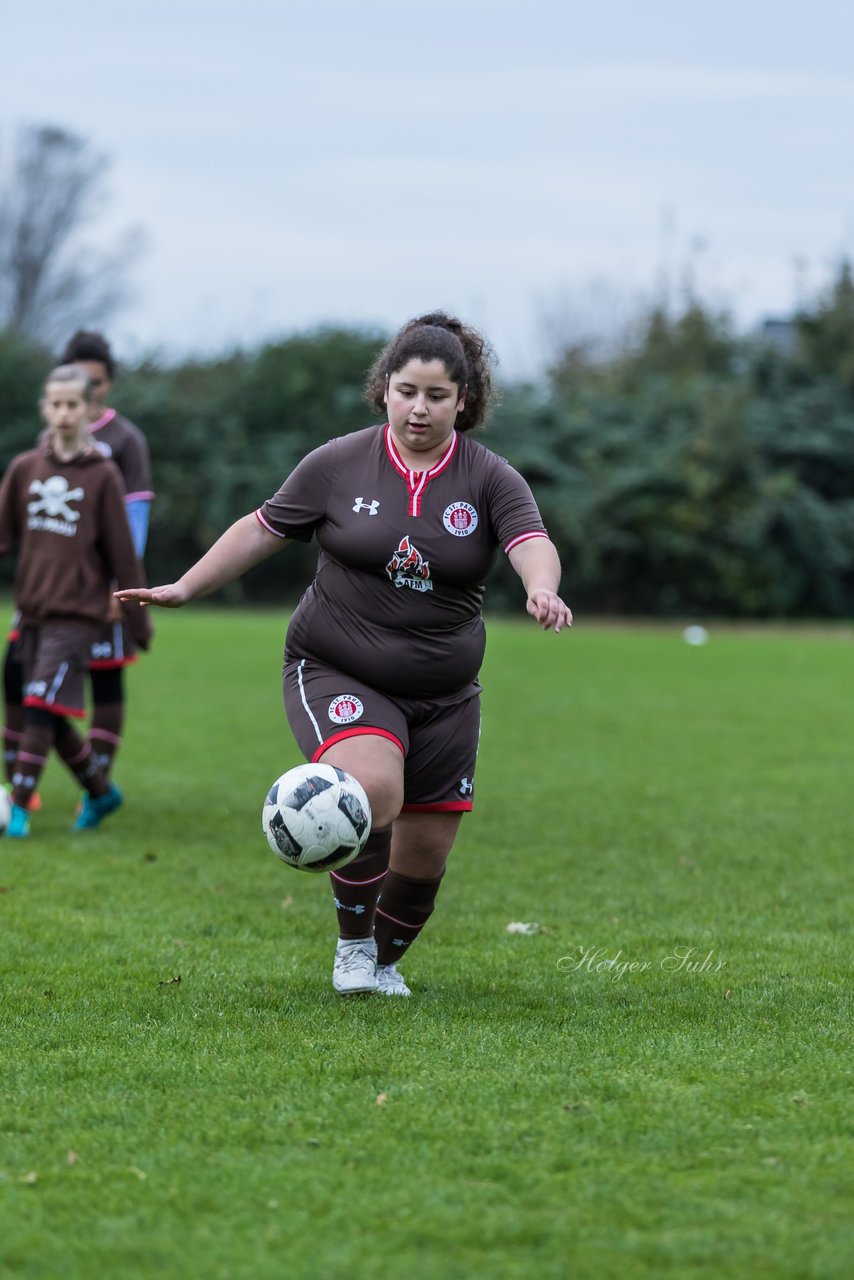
[
  {"x1": 508, "y1": 537, "x2": 562, "y2": 595},
  {"x1": 177, "y1": 513, "x2": 284, "y2": 601}
]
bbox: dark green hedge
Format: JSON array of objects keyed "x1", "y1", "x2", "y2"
[{"x1": 3, "y1": 266, "x2": 854, "y2": 617}]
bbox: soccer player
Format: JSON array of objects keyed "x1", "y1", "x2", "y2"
[
  {"x1": 2, "y1": 332, "x2": 153, "y2": 797},
  {"x1": 59, "y1": 331, "x2": 154, "y2": 777},
  {"x1": 116, "y1": 312, "x2": 571, "y2": 995},
  {"x1": 0, "y1": 365, "x2": 150, "y2": 838}
]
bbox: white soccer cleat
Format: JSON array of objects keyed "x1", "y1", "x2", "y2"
[
  {"x1": 376, "y1": 963, "x2": 411, "y2": 997},
  {"x1": 332, "y1": 937, "x2": 378, "y2": 995}
]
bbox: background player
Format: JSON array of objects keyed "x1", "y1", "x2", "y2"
[
  {"x1": 2, "y1": 331, "x2": 153, "y2": 797},
  {"x1": 59, "y1": 330, "x2": 154, "y2": 778},
  {"x1": 0, "y1": 365, "x2": 150, "y2": 837},
  {"x1": 116, "y1": 312, "x2": 571, "y2": 996}
]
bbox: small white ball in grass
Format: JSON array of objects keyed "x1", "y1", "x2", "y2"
[{"x1": 683, "y1": 625, "x2": 709, "y2": 646}]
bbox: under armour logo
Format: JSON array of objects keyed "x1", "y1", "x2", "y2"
[
  {"x1": 459, "y1": 777, "x2": 474, "y2": 796},
  {"x1": 353, "y1": 497, "x2": 380, "y2": 515},
  {"x1": 333, "y1": 897, "x2": 366, "y2": 914}
]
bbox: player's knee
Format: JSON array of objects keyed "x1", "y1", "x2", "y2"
[
  {"x1": 332, "y1": 766, "x2": 402, "y2": 828},
  {"x1": 319, "y1": 736, "x2": 403, "y2": 828},
  {"x1": 364, "y1": 778, "x2": 404, "y2": 829}
]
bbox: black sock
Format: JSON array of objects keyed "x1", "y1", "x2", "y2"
[
  {"x1": 329, "y1": 827, "x2": 392, "y2": 939},
  {"x1": 10, "y1": 721, "x2": 53, "y2": 809},
  {"x1": 374, "y1": 870, "x2": 445, "y2": 965},
  {"x1": 54, "y1": 718, "x2": 109, "y2": 798},
  {"x1": 89, "y1": 668, "x2": 124, "y2": 775}
]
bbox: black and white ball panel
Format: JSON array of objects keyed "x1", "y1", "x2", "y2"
[{"x1": 262, "y1": 763, "x2": 372, "y2": 873}]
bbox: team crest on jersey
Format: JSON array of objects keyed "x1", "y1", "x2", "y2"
[
  {"x1": 386, "y1": 536, "x2": 433, "y2": 592},
  {"x1": 328, "y1": 695, "x2": 364, "y2": 725},
  {"x1": 443, "y1": 502, "x2": 478, "y2": 537}
]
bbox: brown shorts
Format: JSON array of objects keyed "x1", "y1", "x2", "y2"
[
  {"x1": 284, "y1": 658, "x2": 481, "y2": 812},
  {"x1": 19, "y1": 622, "x2": 95, "y2": 719},
  {"x1": 89, "y1": 619, "x2": 139, "y2": 669}
]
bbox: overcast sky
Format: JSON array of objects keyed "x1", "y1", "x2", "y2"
[{"x1": 2, "y1": 0, "x2": 853, "y2": 375}]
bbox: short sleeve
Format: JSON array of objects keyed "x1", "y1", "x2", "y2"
[
  {"x1": 256, "y1": 440, "x2": 337, "y2": 543},
  {"x1": 116, "y1": 420, "x2": 153, "y2": 498},
  {"x1": 485, "y1": 456, "x2": 548, "y2": 553},
  {"x1": 99, "y1": 461, "x2": 144, "y2": 585}
]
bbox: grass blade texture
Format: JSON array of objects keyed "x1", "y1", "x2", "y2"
[{"x1": 1, "y1": 609, "x2": 851, "y2": 1279}]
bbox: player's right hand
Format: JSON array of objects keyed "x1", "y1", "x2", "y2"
[{"x1": 114, "y1": 583, "x2": 189, "y2": 609}]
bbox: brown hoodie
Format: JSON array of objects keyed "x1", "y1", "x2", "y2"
[{"x1": 0, "y1": 444, "x2": 151, "y2": 649}]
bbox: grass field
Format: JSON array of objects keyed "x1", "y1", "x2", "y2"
[{"x1": 1, "y1": 607, "x2": 851, "y2": 1279}]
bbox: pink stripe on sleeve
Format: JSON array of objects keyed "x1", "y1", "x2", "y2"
[
  {"x1": 255, "y1": 509, "x2": 287, "y2": 538},
  {"x1": 504, "y1": 531, "x2": 549, "y2": 554}
]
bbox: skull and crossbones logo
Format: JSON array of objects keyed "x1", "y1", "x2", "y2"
[{"x1": 28, "y1": 476, "x2": 85, "y2": 522}]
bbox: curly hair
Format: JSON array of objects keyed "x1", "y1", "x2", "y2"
[
  {"x1": 59, "y1": 330, "x2": 116, "y2": 380},
  {"x1": 365, "y1": 311, "x2": 498, "y2": 432}
]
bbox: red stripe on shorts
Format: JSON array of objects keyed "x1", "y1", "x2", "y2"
[
  {"x1": 311, "y1": 726, "x2": 405, "y2": 762},
  {"x1": 23, "y1": 695, "x2": 86, "y2": 720},
  {"x1": 400, "y1": 800, "x2": 473, "y2": 813}
]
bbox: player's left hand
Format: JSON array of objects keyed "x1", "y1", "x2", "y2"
[{"x1": 526, "y1": 590, "x2": 573, "y2": 633}]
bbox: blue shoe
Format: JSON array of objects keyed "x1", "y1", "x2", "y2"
[
  {"x1": 7, "y1": 803, "x2": 31, "y2": 839},
  {"x1": 73, "y1": 784, "x2": 123, "y2": 831}
]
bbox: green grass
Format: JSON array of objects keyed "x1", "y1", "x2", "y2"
[{"x1": 1, "y1": 608, "x2": 851, "y2": 1279}]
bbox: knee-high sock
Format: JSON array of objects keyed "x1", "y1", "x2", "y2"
[
  {"x1": 3, "y1": 726, "x2": 24, "y2": 787},
  {"x1": 3, "y1": 644, "x2": 24, "y2": 786},
  {"x1": 10, "y1": 722, "x2": 54, "y2": 809},
  {"x1": 88, "y1": 704, "x2": 123, "y2": 776},
  {"x1": 89, "y1": 667, "x2": 124, "y2": 776},
  {"x1": 374, "y1": 870, "x2": 445, "y2": 966},
  {"x1": 329, "y1": 827, "x2": 391, "y2": 939},
  {"x1": 54, "y1": 718, "x2": 109, "y2": 797}
]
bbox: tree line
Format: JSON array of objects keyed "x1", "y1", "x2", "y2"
[{"x1": 2, "y1": 266, "x2": 854, "y2": 617}]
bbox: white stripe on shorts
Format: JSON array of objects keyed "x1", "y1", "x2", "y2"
[
  {"x1": 297, "y1": 659, "x2": 323, "y2": 744},
  {"x1": 46, "y1": 662, "x2": 69, "y2": 705}
]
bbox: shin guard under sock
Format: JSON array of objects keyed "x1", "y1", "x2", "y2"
[
  {"x1": 89, "y1": 713, "x2": 123, "y2": 776},
  {"x1": 329, "y1": 827, "x2": 392, "y2": 939},
  {"x1": 3, "y1": 646, "x2": 24, "y2": 786},
  {"x1": 89, "y1": 668, "x2": 125, "y2": 776},
  {"x1": 54, "y1": 718, "x2": 109, "y2": 797},
  {"x1": 374, "y1": 870, "x2": 445, "y2": 965},
  {"x1": 10, "y1": 722, "x2": 54, "y2": 809},
  {"x1": 3, "y1": 726, "x2": 24, "y2": 787}
]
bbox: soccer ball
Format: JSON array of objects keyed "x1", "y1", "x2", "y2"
[
  {"x1": 262, "y1": 763, "x2": 371, "y2": 873},
  {"x1": 0, "y1": 788, "x2": 10, "y2": 836}
]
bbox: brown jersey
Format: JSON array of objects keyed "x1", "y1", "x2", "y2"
[
  {"x1": 257, "y1": 424, "x2": 548, "y2": 697},
  {"x1": 88, "y1": 409, "x2": 154, "y2": 500},
  {"x1": 0, "y1": 444, "x2": 150, "y2": 646}
]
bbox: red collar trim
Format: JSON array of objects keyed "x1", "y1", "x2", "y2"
[
  {"x1": 383, "y1": 425, "x2": 458, "y2": 517},
  {"x1": 383, "y1": 423, "x2": 458, "y2": 478}
]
